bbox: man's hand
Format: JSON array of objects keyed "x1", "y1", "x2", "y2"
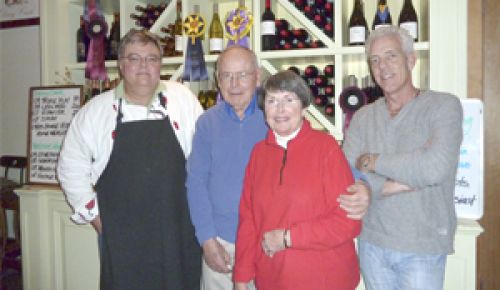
[
  {"x1": 382, "y1": 179, "x2": 413, "y2": 196},
  {"x1": 338, "y1": 180, "x2": 371, "y2": 220},
  {"x1": 90, "y1": 216, "x2": 102, "y2": 234},
  {"x1": 355, "y1": 153, "x2": 379, "y2": 173},
  {"x1": 202, "y1": 238, "x2": 232, "y2": 273}
]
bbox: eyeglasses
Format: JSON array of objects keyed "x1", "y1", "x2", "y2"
[
  {"x1": 368, "y1": 50, "x2": 402, "y2": 67},
  {"x1": 264, "y1": 97, "x2": 301, "y2": 108},
  {"x1": 218, "y1": 71, "x2": 255, "y2": 85},
  {"x1": 120, "y1": 54, "x2": 161, "y2": 66}
]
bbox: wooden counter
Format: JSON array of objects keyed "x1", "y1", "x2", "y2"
[{"x1": 16, "y1": 187, "x2": 483, "y2": 290}]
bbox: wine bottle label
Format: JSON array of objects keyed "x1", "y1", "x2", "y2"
[
  {"x1": 261, "y1": 21, "x2": 276, "y2": 35},
  {"x1": 77, "y1": 43, "x2": 86, "y2": 57},
  {"x1": 175, "y1": 35, "x2": 184, "y2": 52},
  {"x1": 400, "y1": 22, "x2": 418, "y2": 40},
  {"x1": 209, "y1": 38, "x2": 224, "y2": 52},
  {"x1": 349, "y1": 26, "x2": 366, "y2": 44}
]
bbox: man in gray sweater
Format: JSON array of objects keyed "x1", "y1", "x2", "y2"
[{"x1": 342, "y1": 26, "x2": 463, "y2": 290}]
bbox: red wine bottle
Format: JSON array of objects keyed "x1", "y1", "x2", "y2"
[
  {"x1": 324, "y1": 84, "x2": 335, "y2": 97},
  {"x1": 324, "y1": 64, "x2": 334, "y2": 78},
  {"x1": 348, "y1": 0, "x2": 368, "y2": 45},
  {"x1": 314, "y1": 93, "x2": 328, "y2": 107},
  {"x1": 325, "y1": 102, "x2": 335, "y2": 117},
  {"x1": 107, "y1": 12, "x2": 120, "y2": 60},
  {"x1": 275, "y1": 19, "x2": 289, "y2": 31},
  {"x1": 398, "y1": 0, "x2": 418, "y2": 41},
  {"x1": 76, "y1": 15, "x2": 89, "y2": 62},
  {"x1": 261, "y1": 0, "x2": 276, "y2": 51},
  {"x1": 304, "y1": 65, "x2": 319, "y2": 78},
  {"x1": 315, "y1": 75, "x2": 328, "y2": 87},
  {"x1": 372, "y1": 0, "x2": 392, "y2": 30}
]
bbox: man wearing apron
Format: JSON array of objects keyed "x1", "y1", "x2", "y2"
[{"x1": 58, "y1": 29, "x2": 203, "y2": 290}]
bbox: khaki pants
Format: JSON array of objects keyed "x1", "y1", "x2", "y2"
[{"x1": 201, "y1": 238, "x2": 256, "y2": 290}]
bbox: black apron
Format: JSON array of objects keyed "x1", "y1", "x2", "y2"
[{"x1": 95, "y1": 96, "x2": 201, "y2": 290}]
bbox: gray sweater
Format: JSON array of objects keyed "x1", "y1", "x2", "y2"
[{"x1": 343, "y1": 90, "x2": 463, "y2": 254}]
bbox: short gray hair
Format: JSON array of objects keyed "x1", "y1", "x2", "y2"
[
  {"x1": 118, "y1": 29, "x2": 163, "y2": 59},
  {"x1": 365, "y1": 26, "x2": 414, "y2": 57},
  {"x1": 260, "y1": 70, "x2": 312, "y2": 109}
]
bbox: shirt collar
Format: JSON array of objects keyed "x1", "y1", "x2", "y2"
[
  {"x1": 114, "y1": 81, "x2": 166, "y2": 107},
  {"x1": 223, "y1": 90, "x2": 259, "y2": 121}
]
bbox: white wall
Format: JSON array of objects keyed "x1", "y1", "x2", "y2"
[{"x1": 0, "y1": 25, "x2": 41, "y2": 158}]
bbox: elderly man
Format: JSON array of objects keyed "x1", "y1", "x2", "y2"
[
  {"x1": 187, "y1": 45, "x2": 371, "y2": 290},
  {"x1": 342, "y1": 26, "x2": 463, "y2": 290},
  {"x1": 58, "y1": 29, "x2": 203, "y2": 290}
]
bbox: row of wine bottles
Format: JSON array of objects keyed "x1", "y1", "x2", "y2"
[
  {"x1": 349, "y1": 0, "x2": 419, "y2": 45},
  {"x1": 287, "y1": 65, "x2": 336, "y2": 117},
  {"x1": 84, "y1": 78, "x2": 120, "y2": 103},
  {"x1": 76, "y1": 13, "x2": 121, "y2": 62}
]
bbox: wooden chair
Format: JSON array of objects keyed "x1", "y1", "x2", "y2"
[{"x1": 0, "y1": 155, "x2": 27, "y2": 272}]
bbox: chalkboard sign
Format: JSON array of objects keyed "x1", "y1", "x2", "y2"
[
  {"x1": 455, "y1": 99, "x2": 484, "y2": 220},
  {"x1": 27, "y1": 85, "x2": 83, "y2": 185}
]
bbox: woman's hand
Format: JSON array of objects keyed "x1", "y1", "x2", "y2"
[
  {"x1": 262, "y1": 229, "x2": 287, "y2": 257},
  {"x1": 234, "y1": 282, "x2": 250, "y2": 290}
]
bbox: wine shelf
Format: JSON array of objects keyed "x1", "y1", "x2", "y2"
[{"x1": 41, "y1": 0, "x2": 467, "y2": 140}]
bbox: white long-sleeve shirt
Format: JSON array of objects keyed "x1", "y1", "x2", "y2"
[{"x1": 57, "y1": 80, "x2": 203, "y2": 224}]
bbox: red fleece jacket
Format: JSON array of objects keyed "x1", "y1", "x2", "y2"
[{"x1": 234, "y1": 121, "x2": 361, "y2": 290}]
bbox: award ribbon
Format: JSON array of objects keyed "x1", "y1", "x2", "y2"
[
  {"x1": 182, "y1": 13, "x2": 209, "y2": 81},
  {"x1": 84, "y1": 0, "x2": 108, "y2": 81},
  {"x1": 225, "y1": 6, "x2": 253, "y2": 48},
  {"x1": 339, "y1": 86, "x2": 368, "y2": 132}
]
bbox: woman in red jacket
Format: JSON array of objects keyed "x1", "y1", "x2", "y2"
[{"x1": 234, "y1": 70, "x2": 361, "y2": 290}]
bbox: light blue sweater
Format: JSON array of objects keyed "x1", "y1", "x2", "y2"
[{"x1": 186, "y1": 94, "x2": 268, "y2": 245}]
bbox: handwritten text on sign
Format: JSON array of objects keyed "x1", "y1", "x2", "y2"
[
  {"x1": 29, "y1": 87, "x2": 81, "y2": 184},
  {"x1": 454, "y1": 99, "x2": 483, "y2": 220}
]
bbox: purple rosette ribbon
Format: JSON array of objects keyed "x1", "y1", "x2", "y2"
[
  {"x1": 225, "y1": 6, "x2": 253, "y2": 48},
  {"x1": 84, "y1": 0, "x2": 108, "y2": 81}
]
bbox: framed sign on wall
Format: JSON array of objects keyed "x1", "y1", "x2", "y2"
[
  {"x1": 0, "y1": 0, "x2": 39, "y2": 29},
  {"x1": 27, "y1": 85, "x2": 83, "y2": 185}
]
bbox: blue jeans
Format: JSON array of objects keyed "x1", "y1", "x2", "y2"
[{"x1": 359, "y1": 240, "x2": 447, "y2": 290}]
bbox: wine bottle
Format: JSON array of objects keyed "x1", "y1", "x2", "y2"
[
  {"x1": 261, "y1": 0, "x2": 276, "y2": 51},
  {"x1": 324, "y1": 64, "x2": 334, "y2": 78},
  {"x1": 324, "y1": 22, "x2": 334, "y2": 38},
  {"x1": 107, "y1": 12, "x2": 120, "y2": 60},
  {"x1": 174, "y1": 0, "x2": 183, "y2": 56},
  {"x1": 102, "y1": 78, "x2": 111, "y2": 92},
  {"x1": 398, "y1": 0, "x2": 418, "y2": 41},
  {"x1": 372, "y1": 0, "x2": 392, "y2": 30},
  {"x1": 275, "y1": 19, "x2": 289, "y2": 31},
  {"x1": 324, "y1": 84, "x2": 335, "y2": 97},
  {"x1": 314, "y1": 75, "x2": 328, "y2": 87},
  {"x1": 348, "y1": 0, "x2": 368, "y2": 45},
  {"x1": 324, "y1": 102, "x2": 335, "y2": 117},
  {"x1": 287, "y1": 66, "x2": 301, "y2": 75},
  {"x1": 76, "y1": 15, "x2": 89, "y2": 62},
  {"x1": 314, "y1": 93, "x2": 328, "y2": 107},
  {"x1": 304, "y1": 65, "x2": 319, "y2": 78},
  {"x1": 310, "y1": 40, "x2": 325, "y2": 48},
  {"x1": 209, "y1": 3, "x2": 224, "y2": 54}
]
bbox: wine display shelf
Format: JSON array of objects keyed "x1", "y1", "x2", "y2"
[{"x1": 41, "y1": 0, "x2": 467, "y2": 140}]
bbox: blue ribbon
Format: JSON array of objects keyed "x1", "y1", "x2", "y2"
[{"x1": 183, "y1": 38, "x2": 209, "y2": 81}]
